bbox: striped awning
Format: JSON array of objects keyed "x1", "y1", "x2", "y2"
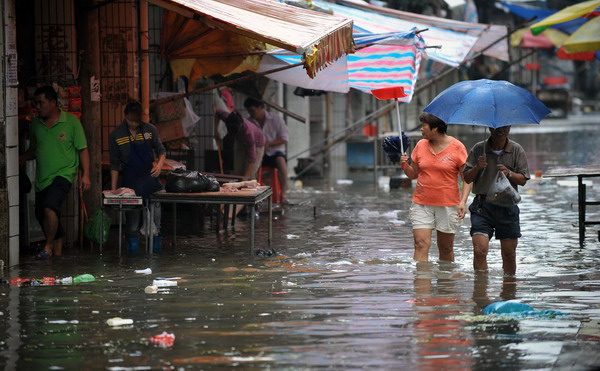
[{"x1": 148, "y1": 0, "x2": 354, "y2": 77}]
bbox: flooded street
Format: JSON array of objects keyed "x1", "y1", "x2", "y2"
[{"x1": 2, "y1": 120, "x2": 600, "y2": 369}]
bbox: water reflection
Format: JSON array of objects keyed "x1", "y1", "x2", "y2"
[{"x1": 1, "y1": 124, "x2": 600, "y2": 368}]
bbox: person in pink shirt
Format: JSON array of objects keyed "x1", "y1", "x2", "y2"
[
  {"x1": 215, "y1": 109, "x2": 265, "y2": 179},
  {"x1": 400, "y1": 113, "x2": 472, "y2": 262}
]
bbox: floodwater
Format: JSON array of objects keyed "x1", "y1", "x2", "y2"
[{"x1": 2, "y1": 119, "x2": 600, "y2": 370}]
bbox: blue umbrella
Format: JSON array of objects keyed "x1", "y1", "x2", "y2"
[{"x1": 423, "y1": 79, "x2": 551, "y2": 128}]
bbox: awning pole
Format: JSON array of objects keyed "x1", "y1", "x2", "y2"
[
  {"x1": 141, "y1": 0, "x2": 150, "y2": 122},
  {"x1": 150, "y1": 62, "x2": 304, "y2": 108}
]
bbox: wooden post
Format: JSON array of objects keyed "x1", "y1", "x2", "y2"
[
  {"x1": 140, "y1": 0, "x2": 150, "y2": 122},
  {"x1": 77, "y1": 1, "x2": 102, "y2": 222}
]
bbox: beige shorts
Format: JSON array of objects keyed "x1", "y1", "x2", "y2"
[{"x1": 409, "y1": 202, "x2": 462, "y2": 234}]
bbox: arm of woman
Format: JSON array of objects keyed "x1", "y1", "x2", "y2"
[{"x1": 400, "y1": 154, "x2": 419, "y2": 179}]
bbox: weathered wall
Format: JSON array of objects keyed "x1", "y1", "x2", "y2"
[{"x1": 1, "y1": 0, "x2": 19, "y2": 266}]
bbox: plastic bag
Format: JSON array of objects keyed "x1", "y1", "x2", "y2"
[
  {"x1": 486, "y1": 171, "x2": 521, "y2": 207},
  {"x1": 165, "y1": 170, "x2": 220, "y2": 193},
  {"x1": 84, "y1": 208, "x2": 111, "y2": 245}
]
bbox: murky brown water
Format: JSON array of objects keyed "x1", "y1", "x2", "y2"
[{"x1": 1, "y1": 121, "x2": 600, "y2": 370}]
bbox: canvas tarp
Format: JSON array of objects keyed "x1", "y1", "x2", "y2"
[
  {"x1": 337, "y1": 0, "x2": 509, "y2": 62},
  {"x1": 259, "y1": 31, "x2": 425, "y2": 103},
  {"x1": 151, "y1": 0, "x2": 354, "y2": 80}
]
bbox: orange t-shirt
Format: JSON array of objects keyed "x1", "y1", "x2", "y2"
[{"x1": 411, "y1": 137, "x2": 467, "y2": 206}]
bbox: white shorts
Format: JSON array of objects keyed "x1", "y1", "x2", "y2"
[{"x1": 409, "y1": 202, "x2": 462, "y2": 234}]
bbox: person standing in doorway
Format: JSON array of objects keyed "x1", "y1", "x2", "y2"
[
  {"x1": 20, "y1": 86, "x2": 91, "y2": 260},
  {"x1": 463, "y1": 126, "x2": 529, "y2": 275},
  {"x1": 244, "y1": 97, "x2": 289, "y2": 203},
  {"x1": 109, "y1": 100, "x2": 166, "y2": 252},
  {"x1": 400, "y1": 113, "x2": 471, "y2": 263}
]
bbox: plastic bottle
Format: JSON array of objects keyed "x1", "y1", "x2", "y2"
[
  {"x1": 106, "y1": 317, "x2": 134, "y2": 326},
  {"x1": 135, "y1": 268, "x2": 152, "y2": 275},
  {"x1": 483, "y1": 301, "x2": 534, "y2": 315},
  {"x1": 58, "y1": 276, "x2": 73, "y2": 285},
  {"x1": 152, "y1": 279, "x2": 177, "y2": 287},
  {"x1": 73, "y1": 274, "x2": 96, "y2": 283}
]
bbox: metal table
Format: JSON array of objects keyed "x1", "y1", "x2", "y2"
[
  {"x1": 149, "y1": 186, "x2": 273, "y2": 254},
  {"x1": 102, "y1": 195, "x2": 144, "y2": 255},
  {"x1": 544, "y1": 165, "x2": 600, "y2": 246}
]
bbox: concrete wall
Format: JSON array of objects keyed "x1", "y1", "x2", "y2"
[{"x1": 1, "y1": 0, "x2": 19, "y2": 266}]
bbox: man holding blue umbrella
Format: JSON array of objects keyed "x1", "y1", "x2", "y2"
[
  {"x1": 463, "y1": 126, "x2": 530, "y2": 275},
  {"x1": 424, "y1": 79, "x2": 551, "y2": 275}
]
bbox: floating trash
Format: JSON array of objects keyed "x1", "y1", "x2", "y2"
[
  {"x1": 152, "y1": 279, "x2": 178, "y2": 287},
  {"x1": 148, "y1": 332, "x2": 175, "y2": 347},
  {"x1": 144, "y1": 285, "x2": 158, "y2": 294},
  {"x1": 106, "y1": 317, "x2": 133, "y2": 327},
  {"x1": 135, "y1": 268, "x2": 152, "y2": 275}
]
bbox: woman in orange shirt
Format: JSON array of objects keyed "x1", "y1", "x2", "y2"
[{"x1": 400, "y1": 113, "x2": 471, "y2": 262}]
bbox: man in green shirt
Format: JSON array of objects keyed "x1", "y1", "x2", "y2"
[{"x1": 20, "y1": 86, "x2": 90, "y2": 259}]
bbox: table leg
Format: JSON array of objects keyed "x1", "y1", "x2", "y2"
[
  {"x1": 232, "y1": 205, "x2": 236, "y2": 229},
  {"x1": 249, "y1": 204, "x2": 255, "y2": 255},
  {"x1": 149, "y1": 203, "x2": 153, "y2": 253},
  {"x1": 118, "y1": 205, "x2": 122, "y2": 255},
  {"x1": 224, "y1": 204, "x2": 230, "y2": 230},
  {"x1": 216, "y1": 205, "x2": 221, "y2": 233},
  {"x1": 578, "y1": 176, "x2": 586, "y2": 247},
  {"x1": 268, "y1": 195, "x2": 272, "y2": 247},
  {"x1": 173, "y1": 203, "x2": 177, "y2": 248}
]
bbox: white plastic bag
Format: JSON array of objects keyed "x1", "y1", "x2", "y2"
[
  {"x1": 486, "y1": 171, "x2": 521, "y2": 207},
  {"x1": 140, "y1": 204, "x2": 161, "y2": 236}
]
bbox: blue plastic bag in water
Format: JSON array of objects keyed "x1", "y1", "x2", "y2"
[{"x1": 483, "y1": 301, "x2": 534, "y2": 315}]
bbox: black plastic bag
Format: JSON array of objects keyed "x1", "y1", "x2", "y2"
[
  {"x1": 382, "y1": 133, "x2": 411, "y2": 163},
  {"x1": 165, "y1": 169, "x2": 220, "y2": 193},
  {"x1": 486, "y1": 171, "x2": 521, "y2": 207}
]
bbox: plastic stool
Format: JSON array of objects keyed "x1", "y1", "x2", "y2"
[{"x1": 258, "y1": 166, "x2": 282, "y2": 204}]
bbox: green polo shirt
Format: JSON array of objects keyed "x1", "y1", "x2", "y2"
[{"x1": 30, "y1": 111, "x2": 88, "y2": 191}]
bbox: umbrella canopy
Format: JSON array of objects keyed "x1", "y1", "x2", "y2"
[
  {"x1": 530, "y1": 0, "x2": 600, "y2": 54},
  {"x1": 530, "y1": 0, "x2": 600, "y2": 35},
  {"x1": 423, "y1": 79, "x2": 551, "y2": 128},
  {"x1": 562, "y1": 16, "x2": 600, "y2": 52},
  {"x1": 511, "y1": 27, "x2": 568, "y2": 49}
]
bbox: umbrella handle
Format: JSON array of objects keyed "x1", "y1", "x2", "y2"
[
  {"x1": 395, "y1": 99, "x2": 407, "y2": 170},
  {"x1": 395, "y1": 99, "x2": 404, "y2": 154}
]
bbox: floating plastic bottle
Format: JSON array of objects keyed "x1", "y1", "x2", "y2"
[
  {"x1": 152, "y1": 279, "x2": 177, "y2": 287},
  {"x1": 58, "y1": 276, "x2": 73, "y2": 285},
  {"x1": 106, "y1": 317, "x2": 133, "y2": 326},
  {"x1": 135, "y1": 268, "x2": 152, "y2": 275},
  {"x1": 73, "y1": 274, "x2": 96, "y2": 284}
]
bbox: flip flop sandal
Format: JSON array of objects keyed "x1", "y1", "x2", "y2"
[{"x1": 35, "y1": 250, "x2": 51, "y2": 260}]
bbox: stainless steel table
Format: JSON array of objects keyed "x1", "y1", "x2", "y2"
[
  {"x1": 148, "y1": 186, "x2": 273, "y2": 254},
  {"x1": 102, "y1": 195, "x2": 144, "y2": 255}
]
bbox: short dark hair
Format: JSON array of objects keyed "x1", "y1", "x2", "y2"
[
  {"x1": 225, "y1": 111, "x2": 243, "y2": 127},
  {"x1": 243, "y1": 97, "x2": 263, "y2": 109},
  {"x1": 124, "y1": 99, "x2": 143, "y2": 117},
  {"x1": 419, "y1": 112, "x2": 447, "y2": 134},
  {"x1": 34, "y1": 86, "x2": 58, "y2": 103}
]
